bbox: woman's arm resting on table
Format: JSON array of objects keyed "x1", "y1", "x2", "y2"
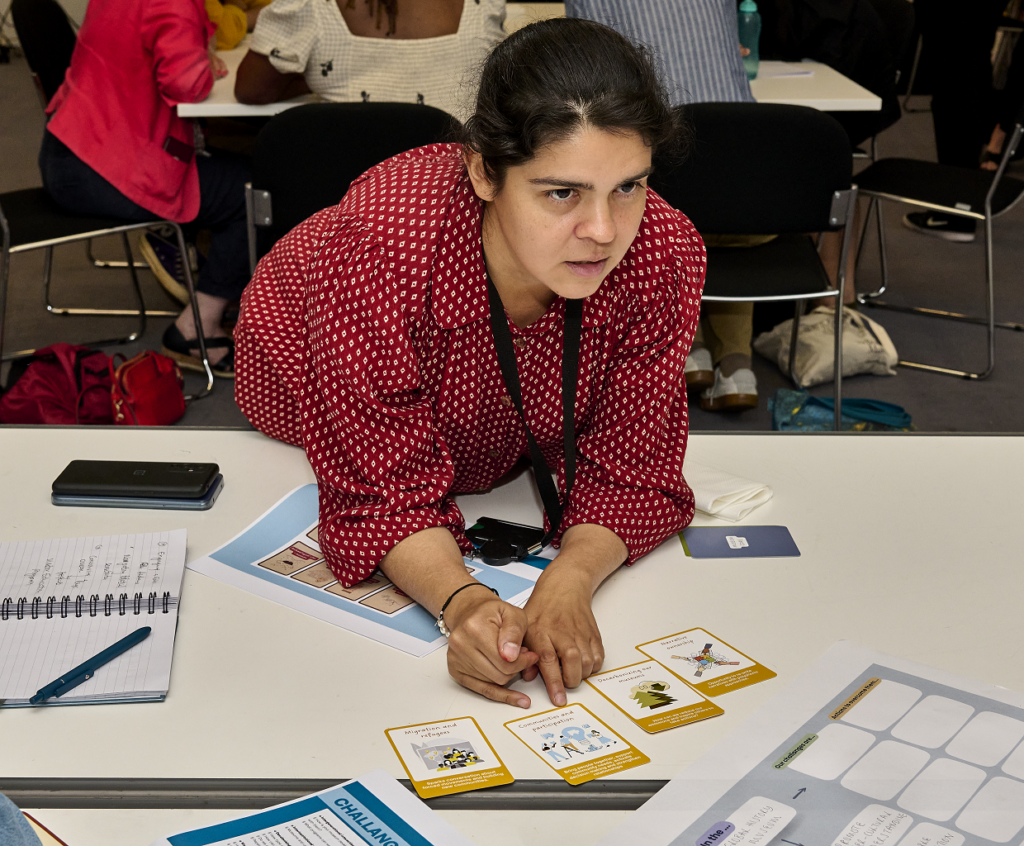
[
  {"x1": 379, "y1": 526, "x2": 539, "y2": 708},
  {"x1": 235, "y1": 50, "x2": 310, "y2": 104},
  {"x1": 521, "y1": 523, "x2": 627, "y2": 706}
]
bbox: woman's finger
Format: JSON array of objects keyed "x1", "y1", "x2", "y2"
[{"x1": 451, "y1": 669, "x2": 531, "y2": 708}]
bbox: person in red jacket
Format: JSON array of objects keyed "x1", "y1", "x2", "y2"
[{"x1": 39, "y1": 0, "x2": 249, "y2": 376}]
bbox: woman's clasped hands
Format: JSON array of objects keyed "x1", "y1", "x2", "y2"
[{"x1": 443, "y1": 523, "x2": 624, "y2": 709}]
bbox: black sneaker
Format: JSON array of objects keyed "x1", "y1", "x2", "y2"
[{"x1": 902, "y1": 211, "x2": 976, "y2": 243}]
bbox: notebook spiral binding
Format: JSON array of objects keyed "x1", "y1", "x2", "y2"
[{"x1": 0, "y1": 591, "x2": 177, "y2": 621}]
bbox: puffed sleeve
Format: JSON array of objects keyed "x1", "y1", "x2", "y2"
[
  {"x1": 559, "y1": 219, "x2": 705, "y2": 563},
  {"x1": 249, "y1": 0, "x2": 316, "y2": 75},
  {"x1": 301, "y1": 223, "x2": 469, "y2": 588},
  {"x1": 141, "y1": 0, "x2": 213, "y2": 106}
]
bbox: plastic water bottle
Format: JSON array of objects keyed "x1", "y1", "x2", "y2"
[{"x1": 738, "y1": 0, "x2": 761, "y2": 81}]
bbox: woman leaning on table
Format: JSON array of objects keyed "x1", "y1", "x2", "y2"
[{"x1": 234, "y1": 19, "x2": 705, "y2": 708}]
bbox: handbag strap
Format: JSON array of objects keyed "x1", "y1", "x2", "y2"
[{"x1": 486, "y1": 276, "x2": 583, "y2": 548}]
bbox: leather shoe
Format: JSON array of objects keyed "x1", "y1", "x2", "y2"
[
  {"x1": 685, "y1": 347, "x2": 714, "y2": 392},
  {"x1": 700, "y1": 367, "x2": 757, "y2": 412}
]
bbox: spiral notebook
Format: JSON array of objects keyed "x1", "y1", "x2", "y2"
[{"x1": 0, "y1": 529, "x2": 187, "y2": 707}]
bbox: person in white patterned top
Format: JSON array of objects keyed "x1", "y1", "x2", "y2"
[{"x1": 235, "y1": 0, "x2": 505, "y2": 121}]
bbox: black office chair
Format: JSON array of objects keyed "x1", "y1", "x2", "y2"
[
  {"x1": 853, "y1": 106, "x2": 1024, "y2": 380},
  {"x1": 651, "y1": 103, "x2": 857, "y2": 430},
  {"x1": 3, "y1": 0, "x2": 213, "y2": 396},
  {"x1": 246, "y1": 102, "x2": 459, "y2": 272}
]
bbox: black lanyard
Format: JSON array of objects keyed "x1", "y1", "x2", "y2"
[{"x1": 486, "y1": 275, "x2": 584, "y2": 547}]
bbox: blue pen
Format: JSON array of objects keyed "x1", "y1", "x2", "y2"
[{"x1": 29, "y1": 626, "x2": 152, "y2": 705}]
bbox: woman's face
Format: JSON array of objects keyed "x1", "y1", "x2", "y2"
[{"x1": 468, "y1": 126, "x2": 653, "y2": 313}]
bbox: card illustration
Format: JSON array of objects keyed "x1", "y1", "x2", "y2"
[
  {"x1": 637, "y1": 628, "x2": 776, "y2": 697},
  {"x1": 386, "y1": 716, "x2": 513, "y2": 798},
  {"x1": 256, "y1": 542, "x2": 321, "y2": 576},
  {"x1": 587, "y1": 660, "x2": 726, "y2": 733},
  {"x1": 505, "y1": 704, "x2": 649, "y2": 784},
  {"x1": 674, "y1": 643, "x2": 741, "y2": 678},
  {"x1": 412, "y1": 737, "x2": 484, "y2": 771},
  {"x1": 631, "y1": 680, "x2": 676, "y2": 709}
]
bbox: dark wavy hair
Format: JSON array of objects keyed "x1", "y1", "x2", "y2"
[{"x1": 460, "y1": 18, "x2": 685, "y2": 191}]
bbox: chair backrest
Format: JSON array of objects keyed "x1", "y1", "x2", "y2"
[
  {"x1": 651, "y1": 102, "x2": 853, "y2": 235},
  {"x1": 249, "y1": 102, "x2": 459, "y2": 264},
  {"x1": 11, "y1": 0, "x2": 77, "y2": 107}
]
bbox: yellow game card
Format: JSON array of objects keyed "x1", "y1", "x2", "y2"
[
  {"x1": 586, "y1": 660, "x2": 725, "y2": 732},
  {"x1": 385, "y1": 716, "x2": 513, "y2": 799},
  {"x1": 636, "y1": 628, "x2": 776, "y2": 697},
  {"x1": 504, "y1": 703, "x2": 649, "y2": 785}
]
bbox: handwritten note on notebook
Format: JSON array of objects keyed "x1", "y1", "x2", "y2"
[{"x1": 0, "y1": 530, "x2": 187, "y2": 706}]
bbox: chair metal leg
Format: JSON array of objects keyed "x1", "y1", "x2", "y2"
[
  {"x1": 902, "y1": 34, "x2": 930, "y2": 113},
  {"x1": 172, "y1": 224, "x2": 214, "y2": 399},
  {"x1": 4, "y1": 236, "x2": 153, "y2": 360},
  {"x1": 891, "y1": 215, "x2": 997, "y2": 380},
  {"x1": 859, "y1": 197, "x2": 1021, "y2": 340},
  {"x1": 46, "y1": 236, "x2": 146, "y2": 347},
  {"x1": 832, "y1": 190, "x2": 856, "y2": 430},
  {"x1": 47, "y1": 240, "x2": 177, "y2": 318},
  {"x1": 856, "y1": 198, "x2": 889, "y2": 303},
  {"x1": 86, "y1": 237, "x2": 148, "y2": 269},
  {"x1": 787, "y1": 301, "x2": 804, "y2": 389}
]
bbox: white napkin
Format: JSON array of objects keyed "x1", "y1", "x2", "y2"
[{"x1": 685, "y1": 459, "x2": 773, "y2": 522}]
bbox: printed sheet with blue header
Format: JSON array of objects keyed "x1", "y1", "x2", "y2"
[
  {"x1": 187, "y1": 485, "x2": 548, "y2": 657},
  {"x1": 600, "y1": 641, "x2": 1024, "y2": 846}
]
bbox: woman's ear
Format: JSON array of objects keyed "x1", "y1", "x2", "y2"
[{"x1": 463, "y1": 148, "x2": 497, "y2": 202}]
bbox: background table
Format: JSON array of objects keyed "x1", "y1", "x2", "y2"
[
  {"x1": 3, "y1": 427, "x2": 1022, "y2": 843},
  {"x1": 179, "y1": 4, "x2": 880, "y2": 119}
]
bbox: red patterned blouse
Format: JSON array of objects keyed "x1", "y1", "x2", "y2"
[{"x1": 235, "y1": 144, "x2": 706, "y2": 588}]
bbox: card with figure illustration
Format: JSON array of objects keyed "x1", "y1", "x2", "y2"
[
  {"x1": 385, "y1": 716, "x2": 513, "y2": 799},
  {"x1": 504, "y1": 704, "x2": 649, "y2": 784},
  {"x1": 586, "y1": 660, "x2": 725, "y2": 732},
  {"x1": 636, "y1": 628, "x2": 777, "y2": 697}
]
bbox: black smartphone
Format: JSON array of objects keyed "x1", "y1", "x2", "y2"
[
  {"x1": 52, "y1": 460, "x2": 220, "y2": 499},
  {"x1": 52, "y1": 474, "x2": 224, "y2": 510}
]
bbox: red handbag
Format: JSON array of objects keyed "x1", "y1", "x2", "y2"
[
  {"x1": 109, "y1": 351, "x2": 186, "y2": 426},
  {"x1": 0, "y1": 343, "x2": 113, "y2": 424}
]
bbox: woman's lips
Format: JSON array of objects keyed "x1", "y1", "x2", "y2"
[{"x1": 565, "y1": 258, "x2": 608, "y2": 278}]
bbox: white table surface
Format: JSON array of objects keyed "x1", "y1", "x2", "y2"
[
  {"x1": 6, "y1": 429, "x2": 1023, "y2": 846},
  {"x1": 3, "y1": 427, "x2": 1022, "y2": 789},
  {"x1": 180, "y1": 7, "x2": 880, "y2": 118}
]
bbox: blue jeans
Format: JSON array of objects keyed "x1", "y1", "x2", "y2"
[
  {"x1": 39, "y1": 129, "x2": 251, "y2": 301},
  {"x1": 0, "y1": 793, "x2": 42, "y2": 846}
]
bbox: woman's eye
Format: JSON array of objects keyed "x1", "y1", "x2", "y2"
[
  {"x1": 549, "y1": 188, "x2": 575, "y2": 201},
  {"x1": 618, "y1": 181, "x2": 642, "y2": 195}
]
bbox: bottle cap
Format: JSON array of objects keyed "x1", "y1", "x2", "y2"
[{"x1": 739, "y1": 0, "x2": 758, "y2": 10}]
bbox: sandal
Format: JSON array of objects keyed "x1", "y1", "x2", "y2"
[
  {"x1": 980, "y1": 149, "x2": 1003, "y2": 170},
  {"x1": 161, "y1": 324, "x2": 235, "y2": 378}
]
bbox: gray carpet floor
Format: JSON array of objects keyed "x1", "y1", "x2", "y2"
[{"x1": 2, "y1": 52, "x2": 1023, "y2": 432}]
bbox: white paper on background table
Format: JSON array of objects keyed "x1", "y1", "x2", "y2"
[
  {"x1": 188, "y1": 484, "x2": 547, "y2": 657},
  {"x1": 151, "y1": 768, "x2": 474, "y2": 846},
  {"x1": 599, "y1": 640, "x2": 1024, "y2": 846},
  {"x1": 757, "y1": 61, "x2": 815, "y2": 78}
]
